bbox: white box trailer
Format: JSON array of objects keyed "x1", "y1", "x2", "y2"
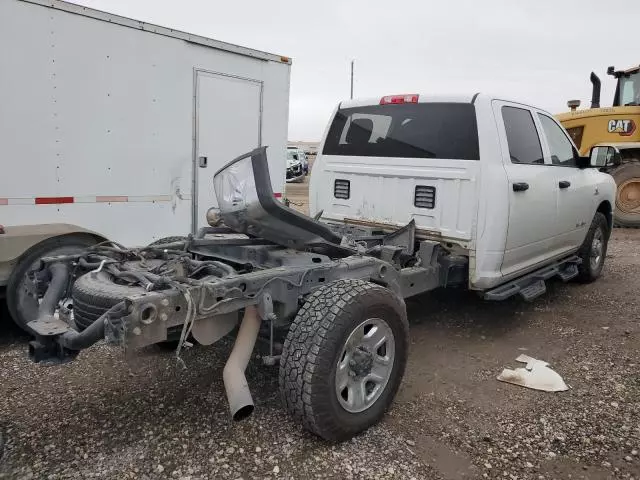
[{"x1": 0, "y1": 0, "x2": 291, "y2": 328}]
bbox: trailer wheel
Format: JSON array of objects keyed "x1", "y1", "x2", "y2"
[
  {"x1": 576, "y1": 212, "x2": 609, "y2": 283},
  {"x1": 6, "y1": 235, "x2": 97, "y2": 331},
  {"x1": 279, "y1": 279, "x2": 409, "y2": 441},
  {"x1": 611, "y1": 163, "x2": 640, "y2": 228}
]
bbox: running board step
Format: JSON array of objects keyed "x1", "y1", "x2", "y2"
[
  {"x1": 557, "y1": 263, "x2": 579, "y2": 282},
  {"x1": 519, "y1": 280, "x2": 546, "y2": 301},
  {"x1": 484, "y1": 256, "x2": 581, "y2": 302}
]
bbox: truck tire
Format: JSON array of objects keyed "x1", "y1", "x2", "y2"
[
  {"x1": 576, "y1": 212, "x2": 609, "y2": 283},
  {"x1": 73, "y1": 268, "x2": 182, "y2": 347},
  {"x1": 611, "y1": 163, "x2": 640, "y2": 228},
  {"x1": 72, "y1": 271, "x2": 145, "y2": 331},
  {"x1": 6, "y1": 234, "x2": 97, "y2": 331},
  {"x1": 279, "y1": 279, "x2": 409, "y2": 441}
]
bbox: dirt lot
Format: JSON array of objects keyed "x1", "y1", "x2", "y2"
[{"x1": 1, "y1": 179, "x2": 639, "y2": 479}]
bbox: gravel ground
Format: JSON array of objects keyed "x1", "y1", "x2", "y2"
[{"x1": 0, "y1": 223, "x2": 639, "y2": 479}]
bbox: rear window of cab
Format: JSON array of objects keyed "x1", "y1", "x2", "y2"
[{"x1": 322, "y1": 102, "x2": 479, "y2": 160}]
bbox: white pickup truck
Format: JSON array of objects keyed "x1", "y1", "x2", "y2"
[
  {"x1": 21, "y1": 93, "x2": 615, "y2": 442},
  {"x1": 311, "y1": 93, "x2": 617, "y2": 292}
]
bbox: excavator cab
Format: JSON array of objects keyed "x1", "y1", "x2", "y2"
[{"x1": 608, "y1": 66, "x2": 640, "y2": 107}]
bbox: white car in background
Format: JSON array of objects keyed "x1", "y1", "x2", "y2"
[
  {"x1": 286, "y1": 149, "x2": 305, "y2": 183},
  {"x1": 287, "y1": 146, "x2": 309, "y2": 175}
]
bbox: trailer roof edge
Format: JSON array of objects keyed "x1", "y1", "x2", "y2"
[{"x1": 19, "y1": 0, "x2": 292, "y2": 65}]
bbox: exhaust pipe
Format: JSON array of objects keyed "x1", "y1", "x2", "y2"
[
  {"x1": 223, "y1": 305, "x2": 261, "y2": 421},
  {"x1": 590, "y1": 72, "x2": 601, "y2": 108}
]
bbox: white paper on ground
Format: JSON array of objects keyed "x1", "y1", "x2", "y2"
[{"x1": 497, "y1": 354, "x2": 569, "y2": 392}]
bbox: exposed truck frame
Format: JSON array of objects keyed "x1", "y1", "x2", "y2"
[{"x1": 23, "y1": 147, "x2": 603, "y2": 441}]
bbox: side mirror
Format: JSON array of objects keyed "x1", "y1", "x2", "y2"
[{"x1": 589, "y1": 145, "x2": 620, "y2": 168}]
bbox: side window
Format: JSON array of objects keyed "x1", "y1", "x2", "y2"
[
  {"x1": 537, "y1": 114, "x2": 577, "y2": 166},
  {"x1": 501, "y1": 106, "x2": 544, "y2": 165}
]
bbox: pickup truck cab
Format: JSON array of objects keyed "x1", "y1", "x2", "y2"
[{"x1": 310, "y1": 93, "x2": 616, "y2": 290}]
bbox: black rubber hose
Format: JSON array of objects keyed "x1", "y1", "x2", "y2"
[
  {"x1": 107, "y1": 268, "x2": 153, "y2": 289},
  {"x1": 38, "y1": 263, "x2": 69, "y2": 319},
  {"x1": 189, "y1": 264, "x2": 221, "y2": 277},
  {"x1": 59, "y1": 302, "x2": 126, "y2": 351},
  {"x1": 188, "y1": 259, "x2": 236, "y2": 277},
  {"x1": 119, "y1": 264, "x2": 164, "y2": 282},
  {"x1": 209, "y1": 261, "x2": 236, "y2": 277}
]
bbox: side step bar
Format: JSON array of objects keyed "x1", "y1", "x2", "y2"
[{"x1": 484, "y1": 256, "x2": 581, "y2": 302}]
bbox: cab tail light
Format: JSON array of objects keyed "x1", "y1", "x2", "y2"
[{"x1": 380, "y1": 94, "x2": 419, "y2": 105}]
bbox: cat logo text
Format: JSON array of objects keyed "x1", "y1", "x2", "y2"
[{"x1": 607, "y1": 119, "x2": 636, "y2": 136}]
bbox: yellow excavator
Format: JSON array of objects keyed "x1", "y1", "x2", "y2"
[{"x1": 557, "y1": 65, "x2": 640, "y2": 227}]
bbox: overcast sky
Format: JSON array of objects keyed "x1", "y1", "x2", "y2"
[{"x1": 71, "y1": 0, "x2": 640, "y2": 141}]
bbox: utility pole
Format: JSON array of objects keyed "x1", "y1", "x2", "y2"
[{"x1": 350, "y1": 60, "x2": 354, "y2": 99}]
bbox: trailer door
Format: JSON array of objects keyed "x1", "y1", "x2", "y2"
[{"x1": 195, "y1": 71, "x2": 262, "y2": 231}]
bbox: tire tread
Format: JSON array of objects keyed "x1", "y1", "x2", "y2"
[
  {"x1": 279, "y1": 279, "x2": 408, "y2": 441},
  {"x1": 576, "y1": 212, "x2": 609, "y2": 283}
]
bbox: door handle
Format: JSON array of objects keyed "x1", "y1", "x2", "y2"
[
  {"x1": 198, "y1": 156, "x2": 208, "y2": 168},
  {"x1": 559, "y1": 180, "x2": 571, "y2": 189},
  {"x1": 512, "y1": 182, "x2": 529, "y2": 192}
]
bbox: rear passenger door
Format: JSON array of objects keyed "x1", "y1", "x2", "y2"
[
  {"x1": 493, "y1": 101, "x2": 561, "y2": 278},
  {"x1": 535, "y1": 112, "x2": 593, "y2": 253}
]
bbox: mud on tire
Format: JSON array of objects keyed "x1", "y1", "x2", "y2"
[
  {"x1": 576, "y1": 212, "x2": 609, "y2": 283},
  {"x1": 279, "y1": 279, "x2": 409, "y2": 441}
]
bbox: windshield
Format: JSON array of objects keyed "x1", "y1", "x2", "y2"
[
  {"x1": 287, "y1": 151, "x2": 299, "y2": 160},
  {"x1": 620, "y1": 71, "x2": 640, "y2": 106},
  {"x1": 322, "y1": 102, "x2": 479, "y2": 160}
]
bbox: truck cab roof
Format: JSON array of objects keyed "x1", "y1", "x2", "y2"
[{"x1": 338, "y1": 93, "x2": 537, "y2": 111}]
